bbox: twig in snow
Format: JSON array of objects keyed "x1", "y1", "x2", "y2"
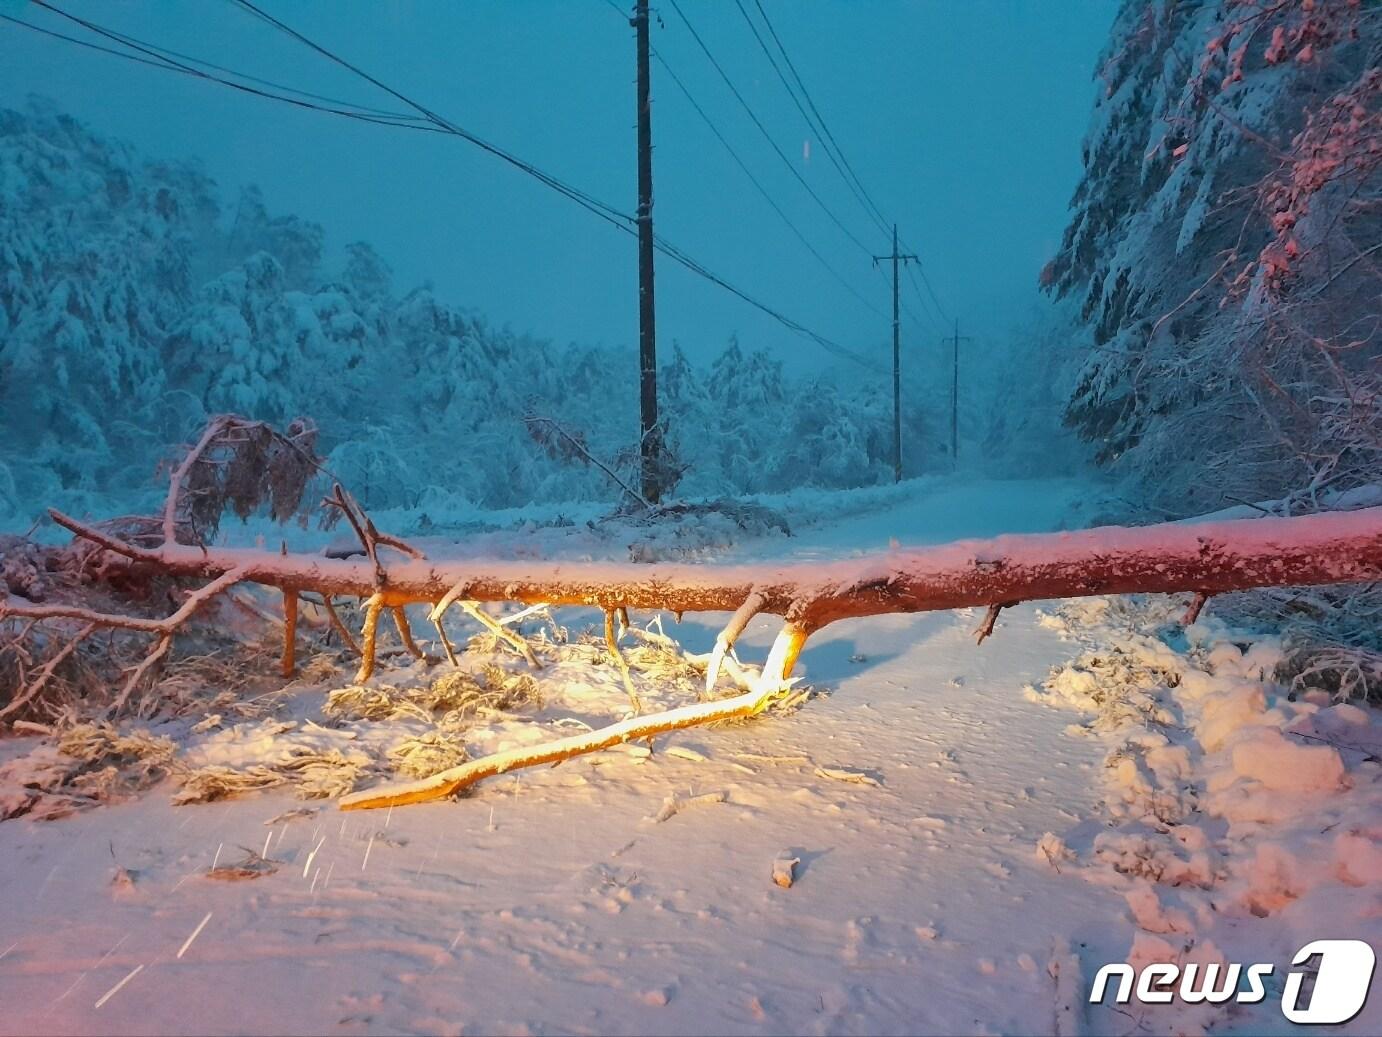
[
  {"x1": 206, "y1": 846, "x2": 279, "y2": 881},
  {"x1": 650, "y1": 790, "x2": 726, "y2": 822},
  {"x1": 815, "y1": 766, "x2": 881, "y2": 787},
  {"x1": 735, "y1": 751, "x2": 811, "y2": 766},
  {"x1": 772, "y1": 855, "x2": 799, "y2": 888},
  {"x1": 665, "y1": 746, "x2": 706, "y2": 762},
  {"x1": 1182, "y1": 592, "x2": 1210, "y2": 625}
]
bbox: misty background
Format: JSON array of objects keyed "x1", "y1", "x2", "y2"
[{"x1": 0, "y1": 0, "x2": 1111, "y2": 367}]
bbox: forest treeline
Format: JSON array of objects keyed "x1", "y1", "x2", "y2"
[
  {"x1": 2, "y1": 0, "x2": 1376, "y2": 530},
  {"x1": 0, "y1": 99, "x2": 946, "y2": 524}
]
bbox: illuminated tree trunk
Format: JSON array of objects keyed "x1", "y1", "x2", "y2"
[{"x1": 5, "y1": 499, "x2": 1379, "y2": 807}]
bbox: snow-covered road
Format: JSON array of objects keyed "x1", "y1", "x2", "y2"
[
  {"x1": 1, "y1": 478, "x2": 1377, "y2": 1035},
  {"x1": 1, "y1": 600, "x2": 1130, "y2": 1035}
]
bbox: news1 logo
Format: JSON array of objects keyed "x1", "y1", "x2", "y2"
[{"x1": 1090, "y1": 939, "x2": 1376, "y2": 1025}]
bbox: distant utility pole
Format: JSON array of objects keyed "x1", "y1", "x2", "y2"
[
  {"x1": 873, "y1": 225, "x2": 917, "y2": 483},
  {"x1": 633, "y1": 0, "x2": 662, "y2": 504},
  {"x1": 943, "y1": 318, "x2": 972, "y2": 466}
]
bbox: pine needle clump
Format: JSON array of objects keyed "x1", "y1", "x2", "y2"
[
  {"x1": 179, "y1": 416, "x2": 322, "y2": 542},
  {"x1": 51, "y1": 721, "x2": 182, "y2": 805},
  {"x1": 388, "y1": 731, "x2": 469, "y2": 779},
  {"x1": 173, "y1": 745, "x2": 373, "y2": 804},
  {"x1": 0, "y1": 721, "x2": 181, "y2": 821},
  {"x1": 323, "y1": 667, "x2": 543, "y2": 726}
]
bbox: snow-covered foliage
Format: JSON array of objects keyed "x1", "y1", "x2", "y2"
[
  {"x1": 1033, "y1": 596, "x2": 1382, "y2": 1034},
  {"x1": 0, "y1": 100, "x2": 939, "y2": 529},
  {"x1": 1048, "y1": 0, "x2": 1379, "y2": 516},
  {"x1": 0, "y1": 99, "x2": 217, "y2": 518}
]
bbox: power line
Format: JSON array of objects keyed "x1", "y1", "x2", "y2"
[
  {"x1": 657, "y1": 51, "x2": 887, "y2": 321},
  {"x1": 6, "y1": 9, "x2": 433, "y2": 132},
  {"x1": 226, "y1": 0, "x2": 634, "y2": 227},
  {"x1": 734, "y1": 0, "x2": 889, "y2": 240},
  {"x1": 93, "y1": 20, "x2": 429, "y2": 122},
  {"x1": 749, "y1": 0, "x2": 896, "y2": 239},
  {"x1": 13, "y1": 0, "x2": 880, "y2": 372},
  {"x1": 665, "y1": 0, "x2": 877, "y2": 258},
  {"x1": 28, "y1": 0, "x2": 636, "y2": 237},
  {"x1": 864, "y1": 261, "x2": 939, "y2": 337},
  {"x1": 230, "y1": 0, "x2": 880, "y2": 369},
  {"x1": 653, "y1": 234, "x2": 881, "y2": 370},
  {"x1": 896, "y1": 277, "x2": 943, "y2": 334},
  {"x1": 906, "y1": 262, "x2": 950, "y2": 325},
  {"x1": 599, "y1": 1, "x2": 885, "y2": 321},
  {"x1": 738, "y1": 0, "x2": 952, "y2": 326}
]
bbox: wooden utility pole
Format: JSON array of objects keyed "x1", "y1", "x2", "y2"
[
  {"x1": 873, "y1": 225, "x2": 916, "y2": 482},
  {"x1": 943, "y1": 318, "x2": 972, "y2": 465},
  {"x1": 633, "y1": 0, "x2": 662, "y2": 503}
]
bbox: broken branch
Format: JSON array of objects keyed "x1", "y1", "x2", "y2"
[
  {"x1": 281, "y1": 590, "x2": 298, "y2": 677},
  {"x1": 604, "y1": 607, "x2": 644, "y2": 714},
  {"x1": 706, "y1": 590, "x2": 764, "y2": 695},
  {"x1": 974, "y1": 600, "x2": 1020, "y2": 644},
  {"x1": 340, "y1": 620, "x2": 812, "y2": 809},
  {"x1": 1183, "y1": 591, "x2": 1211, "y2": 625},
  {"x1": 390, "y1": 606, "x2": 423, "y2": 660},
  {"x1": 429, "y1": 591, "x2": 540, "y2": 670},
  {"x1": 321, "y1": 597, "x2": 360, "y2": 656}
]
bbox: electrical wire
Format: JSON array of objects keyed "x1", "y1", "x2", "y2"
[
  {"x1": 738, "y1": 0, "x2": 952, "y2": 325},
  {"x1": 6, "y1": 10, "x2": 433, "y2": 132},
  {"x1": 906, "y1": 262, "x2": 950, "y2": 325},
  {"x1": 9, "y1": 0, "x2": 882, "y2": 371},
  {"x1": 231, "y1": 0, "x2": 881, "y2": 370},
  {"x1": 600, "y1": 0, "x2": 885, "y2": 320},
  {"x1": 665, "y1": 0, "x2": 877, "y2": 258},
  {"x1": 734, "y1": 0, "x2": 889, "y2": 239}
]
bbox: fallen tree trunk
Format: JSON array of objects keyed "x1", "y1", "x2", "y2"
[
  {"x1": 24, "y1": 504, "x2": 1382, "y2": 630},
  {"x1": 4, "y1": 463, "x2": 1380, "y2": 807}
]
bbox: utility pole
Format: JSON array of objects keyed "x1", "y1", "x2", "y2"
[
  {"x1": 942, "y1": 318, "x2": 972, "y2": 466},
  {"x1": 873, "y1": 225, "x2": 916, "y2": 482},
  {"x1": 633, "y1": 0, "x2": 662, "y2": 504}
]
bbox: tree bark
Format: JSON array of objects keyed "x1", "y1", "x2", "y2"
[{"x1": 28, "y1": 505, "x2": 1380, "y2": 629}]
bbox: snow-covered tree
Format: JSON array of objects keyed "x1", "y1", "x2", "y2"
[
  {"x1": 0, "y1": 100, "x2": 944, "y2": 523},
  {"x1": 0, "y1": 99, "x2": 216, "y2": 511},
  {"x1": 1048, "y1": 0, "x2": 1379, "y2": 515},
  {"x1": 225, "y1": 185, "x2": 323, "y2": 290}
]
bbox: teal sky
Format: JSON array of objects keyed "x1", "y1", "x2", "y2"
[{"x1": 1, "y1": 1, "x2": 1113, "y2": 375}]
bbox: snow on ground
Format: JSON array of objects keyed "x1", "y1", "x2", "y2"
[
  {"x1": 1031, "y1": 597, "x2": 1382, "y2": 1036},
  {"x1": 0, "y1": 477, "x2": 1376, "y2": 1035}
]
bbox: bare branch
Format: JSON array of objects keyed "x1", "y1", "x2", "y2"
[
  {"x1": 974, "y1": 601, "x2": 1020, "y2": 645},
  {"x1": 604, "y1": 608, "x2": 643, "y2": 714},
  {"x1": 524, "y1": 416, "x2": 651, "y2": 510}
]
